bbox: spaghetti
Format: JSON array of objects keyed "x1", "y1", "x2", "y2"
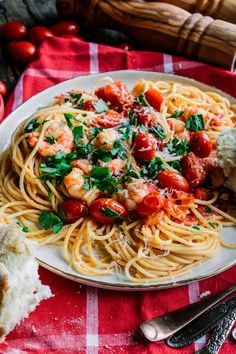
[{"x1": 0, "y1": 77, "x2": 235, "y2": 283}]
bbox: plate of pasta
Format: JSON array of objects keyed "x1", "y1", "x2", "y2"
[{"x1": 0, "y1": 70, "x2": 236, "y2": 290}]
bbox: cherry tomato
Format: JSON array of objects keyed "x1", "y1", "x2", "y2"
[
  {"x1": 90, "y1": 198, "x2": 127, "y2": 224},
  {"x1": 134, "y1": 132, "x2": 157, "y2": 161},
  {"x1": 8, "y1": 41, "x2": 37, "y2": 64},
  {"x1": 51, "y1": 21, "x2": 79, "y2": 36},
  {"x1": 181, "y1": 152, "x2": 206, "y2": 188},
  {"x1": 93, "y1": 110, "x2": 123, "y2": 128},
  {"x1": 0, "y1": 81, "x2": 7, "y2": 97},
  {"x1": 136, "y1": 106, "x2": 157, "y2": 127},
  {"x1": 158, "y1": 170, "x2": 189, "y2": 192},
  {"x1": 1, "y1": 21, "x2": 27, "y2": 41},
  {"x1": 59, "y1": 199, "x2": 88, "y2": 224},
  {"x1": 144, "y1": 87, "x2": 164, "y2": 112},
  {"x1": 137, "y1": 191, "x2": 164, "y2": 218},
  {"x1": 119, "y1": 42, "x2": 134, "y2": 51},
  {"x1": 95, "y1": 81, "x2": 129, "y2": 107},
  {"x1": 194, "y1": 188, "x2": 209, "y2": 200},
  {"x1": 190, "y1": 131, "x2": 212, "y2": 158},
  {"x1": 60, "y1": 34, "x2": 81, "y2": 40},
  {"x1": 27, "y1": 26, "x2": 53, "y2": 45}
]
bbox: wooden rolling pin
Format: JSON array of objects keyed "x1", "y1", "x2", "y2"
[
  {"x1": 56, "y1": 0, "x2": 236, "y2": 70},
  {"x1": 145, "y1": 0, "x2": 236, "y2": 25}
]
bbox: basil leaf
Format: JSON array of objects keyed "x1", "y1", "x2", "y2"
[
  {"x1": 45, "y1": 136, "x2": 56, "y2": 145},
  {"x1": 73, "y1": 126, "x2": 83, "y2": 145},
  {"x1": 25, "y1": 118, "x2": 40, "y2": 133},
  {"x1": 91, "y1": 167, "x2": 110, "y2": 180},
  {"x1": 185, "y1": 114, "x2": 204, "y2": 131},
  {"x1": 102, "y1": 207, "x2": 123, "y2": 222},
  {"x1": 168, "y1": 110, "x2": 183, "y2": 118},
  {"x1": 93, "y1": 99, "x2": 109, "y2": 113},
  {"x1": 64, "y1": 113, "x2": 77, "y2": 129}
]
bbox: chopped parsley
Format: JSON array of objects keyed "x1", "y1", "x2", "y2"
[
  {"x1": 134, "y1": 94, "x2": 150, "y2": 107},
  {"x1": 117, "y1": 125, "x2": 131, "y2": 141},
  {"x1": 191, "y1": 226, "x2": 200, "y2": 230},
  {"x1": 38, "y1": 211, "x2": 63, "y2": 234},
  {"x1": 64, "y1": 113, "x2": 78, "y2": 129},
  {"x1": 129, "y1": 110, "x2": 138, "y2": 126},
  {"x1": 205, "y1": 207, "x2": 212, "y2": 213},
  {"x1": 45, "y1": 136, "x2": 56, "y2": 145},
  {"x1": 185, "y1": 114, "x2": 204, "y2": 131},
  {"x1": 70, "y1": 93, "x2": 82, "y2": 104},
  {"x1": 89, "y1": 127, "x2": 104, "y2": 138},
  {"x1": 168, "y1": 138, "x2": 190, "y2": 155},
  {"x1": 149, "y1": 125, "x2": 166, "y2": 139},
  {"x1": 168, "y1": 160, "x2": 181, "y2": 171},
  {"x1": 25, "y1": 118, "x2": 40, "y2": 133},
  {"x1": 17, "y1": 222, "x2": 29, "y2": 233},
  {"x1": 93, "y1": 99, "x2": 109, "y2": 113},
  {"x1": 140, "y1": 157, "x2": 165, "y2": 179},
  {"x1": 208, "y1": 222, "x2": 215, "y2": 229},
  {"x1": 168, "y1": 110, "x2": 183, "y2": 118},
  {"x1": 73, "y1": 126, "x2": 83, "y2": 146},
  {"x1": 102, "y1": 207, "x2": 124, "y2": 222},
  {"x1": 40, "y1": 151, "x2": 74, "y2": 183},
  {"x1": 83, "y1": 167, "x2": 118, "y2": 194}
]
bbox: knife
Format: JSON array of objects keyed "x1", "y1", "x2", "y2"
[
  {"x1": 166, "y1": 293, "x2": 236, "y2": 348},
  {"x1": 194, "y1": 307, "x2": 236, "y2": 354}
]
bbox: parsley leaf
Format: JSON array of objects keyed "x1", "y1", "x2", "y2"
[
  {"x1": 140, "y1": 157, "x2": 165, "y2": 179},
  {"x1": 91, "y1": 167, "x2": 110, "y2": 180},
  {"x1": 168, "y1": 110, "x2": 183, "y2": 118},
  {"x1": 90, "y1": 149, "x2": 112, "y2": 164},
  {"x1": 205, "y1": 207, "x2": 212, "y2": 213},
  {"x1": 64, "y1": 113, "x2": 78, "y2": 129},
  {"x1": 45, "y1": 136, "x2": 56, "y2": 144},
  {"x1": 135, "y1": 94, "x2": 150, "y2": 107},
  {"x1": 102, "y1": 207, "x2": 124, "y2": 222},
  {"x1": 111, "y1": 140, "x2": 127, "y2": 160},
  {"x1": 84, "y1": 167, "x2": 118, "y2": 194},
  {"x1": 168, "y1": 160, "x2": 181, "y2": 171},
  {"x1": 70, "y1": 93, "x2": 82, "y2": 104},
  {"x1": 129, "y1": 110, "x2": 138, "y2": 126},
  {"x1": 17, "y1": 221, "x2": 29, "y2": 233},
  {"x1": 40, "y1": 151, "x2": 73, "y2": 183},
  {"x1": 89, "y1": 127, "x2": 104, "y2": 138},
  {"x1": 185, "y1": 114, "x2": 204, "y2": 131},
  {"x1": 25, "y1": 118, "x2": 40, "y2": 133},
  {"x1": 149, "y1": 125, "x2": 166, "y2": 139},
  {"x1": 73, "y1": 126, "x2": 83, "y2": 146},
  {"x1": 93, "y1": 99, "x2": 109, "y2": 113},
  {"x1": 191, "y1": 226, "x2": 200, "y2": 230},
  {"x1": 168, "y1": 138, "x2": 190, "y2": 155},
  {"x1": 117, "y1": 125, "x2": 131, "y2": 141},
  {"x1": 208, "y1": 222, "x2": 215, "y2": 229},
  {"x1": 38, "y1": 211, "x2": 63, "y2": 234}
]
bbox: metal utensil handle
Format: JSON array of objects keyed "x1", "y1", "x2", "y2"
[
  {"x1": 195, "y1": 308, "x2": 236, "y2": 354},
  {"x1": 140, "y1": 285, "x2": 236, "y2": 342}
]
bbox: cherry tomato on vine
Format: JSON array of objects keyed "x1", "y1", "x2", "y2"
[
  {"x1": 1, "y1": 21, "x2": 27, "y2": 41},
  {"x1": 28, "y1": 26, "x2": 53, "y2": 45},
  {"x1": 59, "y1": 199, "x2": 88, "y2": 224},
  {"x1": 90, "y1": 198, "x2": 127, "y2": 224},
  {"x1": 137, "y1": 191, "x2": 164, "y2": 218},
  {"x1": 144, "y1": 87, "x2": 164, "y2": 111},
  {"x1": 158, "y1": 170, "x2": 189, "y2": 192},
  {"x1": 8, "y1": 41, "x2": 37, "y2": 64},
  {"x1": 0, "y1": 81, "x2": 7, "y2": 97},
  {"x1": 51, "y1": 21, "x2": 79, "y2": 36},
  {"x1": 189, "y1": 131, "x2": 212, "y2": 158},
  {"x1": 133, "y1": 132, "x2": 157, "y2": 161}
]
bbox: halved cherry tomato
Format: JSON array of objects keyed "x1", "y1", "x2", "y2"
[
  {"x1": 158, "y1": 170, "x2": 189, "y2": 192},
  {"x1": 0, "y1": 81, "x2": 7, "y2": 97},
  {"x1": 181, "y1": 152, "x2": 206, "y2": 188},
  {"x1": 8, "y1": 41, "x2": 36, "y2": 64},
  {"x1": 144, "y1": 87, "x2": 164, "y2": 112},
  {"x1": 83, "y1": 100, "x2": 96, "y2": 112},
  {"x1": 93, "y1": 110, "x2": 124, "y2": 128},
  {"x1": 119, "y1": 42, "x2": 134, "y2": 51},
  {"x1": 59, "y1": 199, "x2": 88, "y2": 224},
  {"x1": 28, "y1": 26, "x2": 53, "y2": 45},
  {"x1": 133, "y1": 132, "x2": 157, "y2": 161},
  {"x1": 1, "y1": 21, "x2": 27, "y2": 41},
  {"x1": 137, "y1": 191, "x2": 164, "y2": 218},
  {"x1": 51, "y1": 21, "x2": 79, "y2": 36},
  {"x1": 95, "y1": 81, "x2": 130, "y2": 107},
  {"x1": 90, "y1": 198, "x2": 127, "y2": 224},
  {"x1": 194, "y1": 188, "x2": 209, "y2": 200},
  {"x1": 190, "y1": 131, "x2": 212, "y2": 158}
]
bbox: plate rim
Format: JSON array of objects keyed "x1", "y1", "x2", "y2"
[{"x1": 2, "y1": 69, "x2": 236, "y2": 290}]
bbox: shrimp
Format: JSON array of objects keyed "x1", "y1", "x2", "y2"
[
  {"x1": 99, "y1": 158, "x2": 127, "y2": 175},
  {"x1": 182, "y1": 106, "x2": 197, "y2": 121},
  {"x1": 117, "y1": 179, "x2": 156, "y2": 210},
  {"x1": 27, "y1": 120, "x2": 74, "y2": 157},
  {"x1": 167, "y1": 118, "x2": 190, "y2": 141},
  {"x1": 95, "y1": 129, "x2": 120, "y2": 150},
  {"x1": 71, "y1": 159, "x2": 92, "y2": 175},
  {"x1": 64, "y1": 168, "x2": 85, "y2": 199}
]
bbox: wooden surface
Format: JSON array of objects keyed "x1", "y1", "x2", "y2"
[{"x1": 0, "y1": 0, "x2": 58, "y2": 99}]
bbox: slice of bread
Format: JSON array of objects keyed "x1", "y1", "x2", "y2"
[{"x1": 0, "y1": 223, "x2": 52, "y2": 342}]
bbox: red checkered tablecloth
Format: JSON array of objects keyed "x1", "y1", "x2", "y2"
[{"x1": 1, "y1": 37, "x2": 236, "y2": 354}]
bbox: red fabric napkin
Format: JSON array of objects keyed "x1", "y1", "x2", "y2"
[{"x1": 1, "y1": 37, "x2": 236, "y2": 354}]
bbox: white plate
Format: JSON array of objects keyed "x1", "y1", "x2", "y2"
[{"x1": 1, "y1": 70, "x2": 236, "y2": 291}]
